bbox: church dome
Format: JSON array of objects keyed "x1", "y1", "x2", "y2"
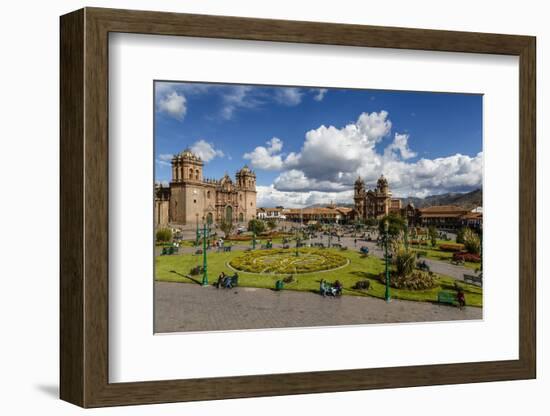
[
  {"x1": 179, "y1": 148, "x2": 201, "y2": 161},
  {"x1": 377, "y1": 174, "x2": 388, "y2": 188},
  {"x1": 237, "y1": 164, "x2": 255, "y2": 176}
]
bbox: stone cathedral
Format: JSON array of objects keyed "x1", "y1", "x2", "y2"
[
  {"x1": 154, "y1": 149, "x2": 257, "y2": 227},
  {"x1": 353, "y1": 174, "x2": 402, "y2": 220}
]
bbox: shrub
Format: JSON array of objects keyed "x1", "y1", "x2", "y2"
[
  {"x1": 156, "y1": 228, "x2": 172, "y2": 242},
  {"x1": 452, "y1": 252, "x2": 481, "y2": 263},
  {"x1": 378, "y1": 270, "x2": 436, "y2": 290},
  {"x1": 353, "y1": 280, "x2": 370, "y2": 290},
  {"x1": 456, "y1": 227, "x2": 467, "y2": 244},
  {"x1": 463, "y1": 228, "x2": 481, "y2": 255},
  {"x1": 394, "y1": 248, "x2": 416, "y2": 277},
  {"x1": 439, "y1": 243, "x2": 465, "y2": 252}
]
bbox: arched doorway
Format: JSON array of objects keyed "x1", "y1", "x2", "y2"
[
  {"x1": 225, "y1": 205, "x2": 233, "y2": 223},
  {"x1": 239, "y1": 212, "x2": 244, "y2": 222},
  {"x1": 206, "y1": 212, "x2": 213, "y2": 225}
]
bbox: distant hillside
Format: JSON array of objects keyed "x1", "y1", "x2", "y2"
[
  {"x1": 400, "y1": 188, "x2": 482, "y2": 210},
  {"x1": 304, "y1": 188, "x2": 482, "y2": 210}
]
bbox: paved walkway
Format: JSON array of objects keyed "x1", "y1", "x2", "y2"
[{"x1": 155, "y1": 281, "x2": 482, "y2": 333}]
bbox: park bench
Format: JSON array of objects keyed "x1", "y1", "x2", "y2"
[
  {"x1": 282, "y1": 244, "x2": 290, "y2": 249},
  {"x1": 437, "y1": 291, "x2": 458, "y2": 306},
  {"x1": 223, "y1": 246, "x2": 232, "y2": 252},
  {"x1": 189, "y1": 265, "x2": 204, "y2": 276},
  {"x1": 416, "y1": 260, "x2": 430, "y2": 272},
  {"x1": 464, "y1": 274, "x2": 482, "y2": 287},
  {"x1": 332, "y1": 243, "x2": 342, "y2": 248},
  {"x1": 451, "y1": 259, "x2": 465, "y2": 266},
  {"x1": 359, "y1": 246, "x2": 369, "y2": 255},
  {"x1": 161, "y1": 246, "x2": 177, "y2": 255},
  {"x1": 216, "y1": 273, "x2": 239, "y2": 288}
]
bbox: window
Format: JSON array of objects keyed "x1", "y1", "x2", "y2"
[
  {"x1": 195, "y1": 169, "x2": 199, "y2": 180},
  {"x1": 193, "y1": 199, "x2": 196, "y2": 204},
  {"x1": 207, "y1": 191, "x2": 211, "y2": 199}
]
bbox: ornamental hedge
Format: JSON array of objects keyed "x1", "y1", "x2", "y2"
[
  {"x1": 439, "y1": 243, "x2": 465, "y2": 252},
  {"x1": 452, "y1": 252, "x2": 481, "y2": 263}
]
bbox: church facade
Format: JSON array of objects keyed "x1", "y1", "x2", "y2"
[
  {"x1": 353, "y1": 174, "x2": 402, "y2": 220},
  {"x1": 155, "y1": 149, "x2": 257, "y2": 227}
]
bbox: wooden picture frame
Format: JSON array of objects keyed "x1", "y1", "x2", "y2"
[{"x1": 60, "y1": 7, "x2": 536, "y2": 408}]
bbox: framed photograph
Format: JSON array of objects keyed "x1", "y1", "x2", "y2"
[{"x1": 60, "y1": 7, "x2": 536, "y2": 408}]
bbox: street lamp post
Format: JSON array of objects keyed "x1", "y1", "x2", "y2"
[
  {"x1": 384, "y1": 219, "x2": 391, "y2": 303},
  {"x1": 404, "y1": 218, "x2": 409, "y2": 251},
  {"x1": 252, "y1": 231, "x2": 256, "y2": 250},
  {"x1": 201, "y1": 223, "x2": 209, "y2": 286},
  {"x1": 195, "y1": 213, "x2": 199, "y2": 247}
]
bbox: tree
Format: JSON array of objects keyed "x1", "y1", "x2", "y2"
[
  {"x1": 266, "y1": 219, "x2": 277, "y2": 231},
  {"x1": 428, "y1": 226, "x2": 437, "y2": 247},
  {"x1": 379, "y1": 214, "x2": 406, "y2": 238},
  {"x1": 156, "y1": 228, "x2": 172, "y2": 243},
  {"x1": 463, "y1": 228, "x2": 481, "y2": 254},
  {"x1": 247, "y1": 219, "x2": 266, "y2": 235},
  {"x1": 365, "y1": 217, "x2": 378, "y2": 228},
  {"x1": 219, "y1": 218, "x2": 234, "y2": 238},
  {"x1": 456, "y1": 227, "x2": 467, "y2": 244}
]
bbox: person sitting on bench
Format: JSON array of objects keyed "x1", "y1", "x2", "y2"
[
  {"x1": 319, "y1": 279, "x2": 328, "y2": 297},
  {"x1": 457, "y1": 288, "x2": 466, "y2": 309},
  {"x1": 216, "y1": 272, "x2": 225, "y2": 289},
  {"x1": 332, "y1": 280, "x2": 342, "y2": 296},
  {"x1": 223, "y1": 275, "x2": 233, "y2": 289}
]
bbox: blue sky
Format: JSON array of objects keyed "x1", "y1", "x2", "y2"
[{"x1": 155, "y1": 81, "x2": 482, "y2": 208}]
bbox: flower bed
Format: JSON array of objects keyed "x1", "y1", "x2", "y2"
[
  {"x1": 229, "y1": 248, "x2": 347, "y2": 274},
  {"x1": 452, "y1": 252, "x2": 481, "y2": 263}
]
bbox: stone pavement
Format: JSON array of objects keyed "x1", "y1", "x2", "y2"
[{"x1": 155, "y1": 281, "x2": 482, "y2": 333}]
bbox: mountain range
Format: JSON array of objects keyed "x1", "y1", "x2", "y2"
[{"x1": 307, "y1": 188, "x2": 482, "y2": 210}]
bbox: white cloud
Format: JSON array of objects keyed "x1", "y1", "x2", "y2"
[
  {"x1": 274, "y1": 169, "x2": 349, "y2": 192},
  {"x1": 158, "y1": 91, "x2": 187, "y2": 120},
  {"x1": 274, "y1": 88, "x2": 303, "y2": 106},
  {"x1": 190, "y1": 140, "x2": 224, "y2": 162},
  {"x1": 158, "y1": 153, "x2": 173, "y2": 162},
  {"x1": 385, "y1": 133, "x2": 417, "y2": 160},
  {"x1": 221, "y1": 86, "x2": 261, "y2": 120},
  {"x1": 156, "y1": 153, "x2": 173, "y2": 167},
  {"x1": 243, "y1": 137, "x2": 286, "y2": 170},
  {"x1": 256, "y1": 185, "x2": 354, "y2": 208},
  {"x1": 313, "y1": 88, "x2": 328, "y2": 101},
  {"x1": 244, "y1": 110, "x2": 482, "y2": 198}
]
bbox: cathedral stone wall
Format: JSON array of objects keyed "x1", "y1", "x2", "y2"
[{"x1": 154, "y1": 148, "x2": 257, "y2": 227}]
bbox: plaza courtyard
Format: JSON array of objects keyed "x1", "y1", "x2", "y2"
[
  {"x1": 154, "y1": 224, "x2": 483, "y2": 332},
  {"x1": 155, "y1": 246, "x2": 482, "y2": 307}
]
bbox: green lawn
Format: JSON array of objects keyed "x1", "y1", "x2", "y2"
[
  {"x1": 409, "y1": 240, "x2": 480, "y2": 271},
  {"x1": 155, "y1": 248, "x2": 482, "y2": 307}
]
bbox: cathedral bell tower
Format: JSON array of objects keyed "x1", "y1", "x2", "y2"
[{"x1": 171, "y1": 148, "x2": 203, "y2": 183}]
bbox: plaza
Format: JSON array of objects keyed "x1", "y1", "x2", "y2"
[{"x1": 155, "y1": 220, "x2": 483, "y2": 332}]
